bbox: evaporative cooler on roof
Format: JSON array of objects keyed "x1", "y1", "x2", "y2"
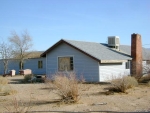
[{"x1": 108, "y1": 36, "x2": 120, "y2": 50}]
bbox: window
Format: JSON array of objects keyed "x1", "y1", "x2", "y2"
[
  {"x1": 126, "y1": 61, "x2": 130, "y2": 69},
  {"x1": 58, "y1": 56, "x2": 73, "y2": 71},
  {"x1": 19, "y1": 62, "x2": 24, "y2": 69},
  {"x1": 38, "y1": 61, "x2": 43, "y2": 69}
]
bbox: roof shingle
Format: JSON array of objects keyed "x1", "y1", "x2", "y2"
[{"x1": 41, "y1": 39, "x2": 150, "y2": 61}]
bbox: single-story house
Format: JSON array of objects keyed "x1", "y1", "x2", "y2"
[
  {"x1": 0, "y1": 51, "x2": 46, "y2": 75},
  {"x1": 0, "y1": 33, "x2": 150, "y2": 82},
  {"x1": 40, "y1": 34, "x2": 150, "y2": 81}
]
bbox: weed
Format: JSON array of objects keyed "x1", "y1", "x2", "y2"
[
  {"x1": 109, "y1": 76, "x2": 138, "y2": 93},
  {"x1": 51, "y1": 72, "x2": 79, "y2": 104},
  {"x1": 0, "y1": 85, "x2": 17, "y2": 96},
  {"x1": 23, "y1": 74, "x2": 34, "y2": 83},
  {"x1": 0, "y1": 77, "x2": 8, "y2": 85},
  {"x1": 148, "y1": 81, "x2": 150, "y2": 87},
  {"x1": 0, "y1": 77, "x2": 17, "y2": 96},
  {"x1": 4, "y1": 96, "x2": 32, "y2": 113},
  {"x1": 139, "y1": 74, "x2": 150, "y2": 83}
]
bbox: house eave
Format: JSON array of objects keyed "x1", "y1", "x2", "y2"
[{"x1": 100, "y1": 60, "x2": 128, "y2": 63}]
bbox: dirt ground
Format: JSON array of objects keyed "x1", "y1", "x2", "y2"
[{"x1": 0, "y1": 76, "x2": 150, "y2": 113}]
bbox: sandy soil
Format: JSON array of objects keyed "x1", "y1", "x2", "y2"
[{"x1": 0, "y1": 76, "x2": 150, "y2": 113}]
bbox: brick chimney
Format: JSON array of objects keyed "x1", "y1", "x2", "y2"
[{"x1": 131, "y1": 33, "x2": 142, "y2": 79}]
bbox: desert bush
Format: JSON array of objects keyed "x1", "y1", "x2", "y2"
[
  {"x1": 139, "y1": 74, "x2": 150, "y2": 83},
  {"x1": 23, "y1": 74, "x2": 34, "y2": 83},
  {"x1": 0, "y1": 76, "x2": 8, "y2": 85},
  {"x1": 4, "y1": 96, "x2": 32, "y2": 112},
  {"x1": 0, "y1": 77, "x2": 16, "y2": 96},
  {"x1": 109, "y1": 76, "x2": 138, "y2": 93},
  {"x1": 148, "y1": 81, "x2": 150, "y2": 87},
  {"x1": 0, "y1": 84, "x2": 17, "y2": 96},
  {"x1": 52, "y1": 72, "x2": 79, "y2": 104}
]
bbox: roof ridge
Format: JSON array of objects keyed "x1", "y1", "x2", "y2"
[{"x1": 63, "y1": 39, "x2": 100, "y2": 44}]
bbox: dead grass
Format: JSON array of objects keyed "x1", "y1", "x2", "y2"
[
  {"x1": 49, "y1": 72, "x2": 80, "y2": 104},
  {"x1": 148, "y1": 81, "x2": 150, "y2": 87},
  {"x1": 1, "y1": 76, "x2": 150, "y2": 112},
  {"x1": 139, "y1": 74, "x2": 150, "y2": 83},
  {"x1": 0, "y1": 77, "x2": 17, "y2": 96},
  {"x1": 0, "y1": 85, "x2": 17, "y2": 96},
  {"x1": 4, "y1": 96, "x2": 32, "y2": 113},
  {"x1": 0, "y1": 76, "x2": 8, "y2": 85},
  {"x1": 108, "y1": 76, "x2": 138, "y2": 93}
]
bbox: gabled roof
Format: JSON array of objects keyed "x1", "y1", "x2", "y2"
[{"x1": 41, "y1": 39, "x2": 132, "y2": 61}]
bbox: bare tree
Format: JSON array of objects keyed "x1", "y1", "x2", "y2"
[
  {"x1": 0, "y1": 41, "x2": 13, "y2": 74},
  {"x1": 9, "y1": 30, "x2": 33, "y2": 70}
]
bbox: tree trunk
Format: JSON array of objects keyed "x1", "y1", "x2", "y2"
[
  {"x1": 3, "y1": 61, "x2": 8, "y2": 74},
  {"x1": 20, "y1": 60, "x2": 23, "y2": 70}
]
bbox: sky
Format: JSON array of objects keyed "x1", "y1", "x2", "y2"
[{"x1": 0, "y1": 0, "x2": 150, "y2": 51}]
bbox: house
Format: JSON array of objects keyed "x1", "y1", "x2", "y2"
[
  {"x1": 0, "y1": 51, "x2": 46, "y2": 75},
  {"x1": 0, "y1": 33, "x2": 150, "y2": 82},
  {"x1": 40, "y1": 33, "x2": 150, "y2": 82}
]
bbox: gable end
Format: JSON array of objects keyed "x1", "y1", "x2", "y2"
[{"x1": 41, "y1": 39, "x2": 100, "y2": 62}]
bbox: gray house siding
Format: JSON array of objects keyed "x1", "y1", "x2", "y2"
[
  {"x1": 0, "y1": 58, "x2": 46, "y2": 75},
  {"x1": 24, "y1": 58, "x2": 46, "y2": 75},
  {"x1": 46, "y1": 43, "x2": 99, "y2": 82},
  {"x1": 0, "y1": 60, "x2": 20, "y2": 75},
  {"x1": 8, "y1": 60, "x2": 20, "y2": 74},
  {"x1": 99, "y1": 62, "x2": 130, "y2": 81},
  {"x1": 0, "y1": 60, "x2": 4, "y2": 75}
]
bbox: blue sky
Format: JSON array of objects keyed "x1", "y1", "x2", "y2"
[{"x1": 0, "y1": 0, "x2": 150, "y2": 51}]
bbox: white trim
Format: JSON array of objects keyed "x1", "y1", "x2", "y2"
[
  {"x1": 98, "y1": 62, "x2": 100, "y2": 82},
  {"x1": 101, "y1": 60, "x2": 127, "y2": 63}
]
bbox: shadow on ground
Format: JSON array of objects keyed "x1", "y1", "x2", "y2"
[{"x1": 5, "y1": 76, "x2": 25, "y2": 84}]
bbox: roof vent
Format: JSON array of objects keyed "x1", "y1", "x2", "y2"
[{"x1": 108, "y1": 36, "x2": 120, "y2": 50}]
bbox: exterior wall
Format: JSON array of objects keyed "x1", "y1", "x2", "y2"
[
  {"x1": 99, "y1": 62, "x2": 130, "y2": 81},
  {"x1": 8, "y1": 60, "x2": 20, "y2": 74},
  {"x1": 0, "y1": 60, "x2": 20, "y2": 75},
  {"x1": 0, "y1": 58, "x2": 46, "y2": 75},
  {"x1": 0, "y1": 60, "x2": 4, "y2": 75},
  {"x1": 24, "y1": 58, "x2": 46, "y2": 75},
  {"x1": 46, "y1": 43, "x2": 99, "y2": 82}
]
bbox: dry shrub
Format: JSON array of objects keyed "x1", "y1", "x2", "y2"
[
  {"x1": 52, "y1": 72, "x2": 79, "y2": 104},
  {"x1": 0, "y1": 77, "x2": 17, "y2": 96},
  {"x1": 139, "y1": 74, "x2": 150, "y2": 83},
  {"x1": 0, "y1": 76, "x2": 8, "y2": 85},
  {"x1": 4, "y1": 96, "x2": 32, "y2": 113},
  {"x1": 148, "y1": 81, "x2": 150, "y2": 87},
  {"x1": 23, "y1": 74, "x2": 34, "y2": 83},
  {"x1": 109, "y1": 76, "x2": 138, "y2": 93},
  {"x1": 0, "y1": 85, "x2": 17, "y2": 96}
]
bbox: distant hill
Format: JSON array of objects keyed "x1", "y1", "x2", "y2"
[{"x1": 13, "y1": 51, "x2": 44, "y2": 59}]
